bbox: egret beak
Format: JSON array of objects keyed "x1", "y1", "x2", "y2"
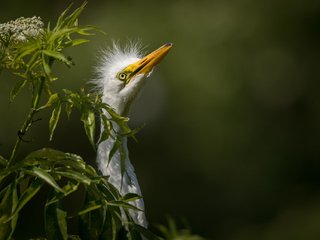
[{"x1": 127, "y1": 43, "x2": 173, "y2": 80}]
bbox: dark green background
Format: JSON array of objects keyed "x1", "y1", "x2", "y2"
[{"x1": 1, "y1": 0, "x2": 320, "y2": 239}]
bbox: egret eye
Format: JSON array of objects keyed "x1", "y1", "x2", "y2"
[{"x1": 118, "y1": 72, "x2": 127, "y2": 81}]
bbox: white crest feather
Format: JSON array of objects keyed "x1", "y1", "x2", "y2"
[{"x1": 91, "y1": 41, "x2": 145, "y2": 91}]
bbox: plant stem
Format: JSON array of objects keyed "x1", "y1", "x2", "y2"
[{"x1": 8, "y1": 77, "x2": 45, "y2": 166}]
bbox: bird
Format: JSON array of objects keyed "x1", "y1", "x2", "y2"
[{"x1": 94, "y1": 42, "x2": 172, "y2": 228}]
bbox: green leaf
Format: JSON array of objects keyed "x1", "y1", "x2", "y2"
[
  {"x1": 0, "y1": 166, "x2": 18, "y2": 182},
  {"x1": 103, "y1": 104, "x2": 128, "y2": 122},
  {"x1": 107, "y1": 201, "x2": 142, "y2": 212},
  {"x1": 42, "y1": 59, "x2": 52, "y2": 79},
  {"x1": 42, "y1": 50, "x2": 72, "y2": 66},
  {"x1": 64, "y1": 39, "x2": 90, "y2": 47},
  {"x1": 53, "y1": 160, "x2": 94, "y2": 177},
  {"x1": 10, "y1": 78, "x2": 27, "y2": 102},
  {"x1": 0, "y1": 155, "x2": 8, "y2": 168},
  {"x1": 0, "y1": 184, "x2": 13, "y2": 223},
  {"x1": 63, "y1": 89, "x2": 81, "y2": 110},
  {"x1": 121, "y1": 193, "x2": 142, "y2": 203},
  {"x1": 100, "y1": 210, "x2": 120, "y2": 240},
  {"x1": 23, "y1": 148, "x2": 81, "y2": 163},
  {"x1": 63, "y1": 2, "x2": 88, "y2": 28},
  {"x1": 26, "y1": 50, "x2": 41, "y2": 71},
  {"x1": 127, "y1": 226, "x2": 144, "y2": 240},
  {"x1": 75, "y1": 27, "x2": 96, "y2": 36},
  {"x1": 77, "y1": 200, "x2": 103, "y2": 216},
  {"x1": 79, "y1": 192, "x2": 105, "y2": 240},
  {"x1": 46, "y1": 180, "x2": 79, "y2": 207},
  {"x1": 45, "y1": 93, "x2": 60, "y2": 108},
  {"x1": 64, "y1": 101, "x2": 73, "y2": 119},
  {"x1": 133, "y1": 224, "x2": 163, "y2": 240},
  {"x1": 9, "y1": 183, "x2": 18, "y2": 240},
  {"x1": 97, "y1": 178, "x2": 120, "y2": 201},
  {"x1": 53, "y1": 170, "x2": 92, "y2": 185},
  {"x1": 62, "y1": 180, "x2": 79, "y2": 195},
  {"x1": 100, "y1": 103, "x2": 135, "y2": 139},
  {"x1": 81, "y1": 109, "x2": 96, "y2": 150},
  {"x1": 49, "y1": 102, "x2": 62, "y2": 141},
  {"x1": 45, "y1": 198, "x2": 68, "y2": 240},
  {"x1": 54, "y1": 1, "x2": 87, "y2": 31},
  {"x1": 54, "y1": 3, "x2": 74, "y2": 30},
  {"x1": 98, "y1": 114, "x2": 112, "y2": 144},
  {"x1": 36, "y1": 93, "x2": 60, "y2": 112},
  {"x1": 107, "y1": 138, "x2": 120, "y2": 168},
  {"x1": 14, "y1": 41, "x2": 39, "y2": 60},
  {"x1": 9, "y1": 179, "x2": 43, "y2": 222},
  {"x1": 24, "y1": 168, "x2": 64, "y2": 193},
  {"x1": 0, "y1": 183, "x2": 18, "y2": 240},
  {"x1": 22, "y1": 148, "x2": 93, "y2": 176},
  {"x1": 119, "y1": 144, "x2": 127, "y2": 189},
  {"x1": 0, "y1": 185, "x2": 9, "y2": 200}
]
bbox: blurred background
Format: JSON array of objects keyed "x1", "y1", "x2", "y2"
[{"x1": 1, "y1": 0, "x2": 320, "y2": 239}]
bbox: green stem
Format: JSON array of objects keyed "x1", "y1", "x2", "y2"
[{"x1": 8, "y1": 77, "x2": 45, "y2": 166}]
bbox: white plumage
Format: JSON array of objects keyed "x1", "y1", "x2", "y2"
[{"x1": 94, "y1": 42, "x2": 172, "y2": 228}]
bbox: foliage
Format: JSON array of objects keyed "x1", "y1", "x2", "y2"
[
  {"x1": 157, "y1": 218, "x2": 205, "y2": 240},
  {"x1": 0, "y1": 2, "x2": 204, "y2": 239},
  {"x1": 0, "y1": 2, "x2": 156, "y2": 239}
]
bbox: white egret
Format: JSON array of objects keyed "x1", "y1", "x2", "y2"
[{"x1": 95, "y1": 42, "x2": 172, "y2": 227}]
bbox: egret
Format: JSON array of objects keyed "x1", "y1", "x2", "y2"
[{"x1": 95, "y1": 42, "x2": 172, "y2": 227}]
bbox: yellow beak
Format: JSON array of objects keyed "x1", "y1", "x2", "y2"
[{"x1": 127, "y1": 43, "x2": 173, "y2": 78}]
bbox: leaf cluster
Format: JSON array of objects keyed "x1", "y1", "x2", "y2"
[
  {"x1": 0, "y1": 2, "x2": 96, "y2": 100},
  {"x1": 0, "y1": 149, "x2": 157, "y2": 240},
  {"x1": 0, "y1": 2, "x2": 157, "y2": 240}
]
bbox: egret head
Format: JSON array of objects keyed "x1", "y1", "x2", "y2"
[{"x1": 95, "y1": 42, "x2": 172, "y2": 116}]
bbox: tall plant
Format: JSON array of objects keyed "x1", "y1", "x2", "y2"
[{"x1": 0, "y1": 2, "x2": 158, "y2": 239}]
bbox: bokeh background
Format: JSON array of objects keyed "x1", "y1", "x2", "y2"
[{"x1": 1, "y1": 0, "x2": 320, "y2": 239}]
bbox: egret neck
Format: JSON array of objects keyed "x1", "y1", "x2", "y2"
[{"x1": 95, "y1": 43, "x2": 172, "y2": 227}]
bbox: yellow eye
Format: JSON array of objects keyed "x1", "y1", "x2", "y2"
[{"x1": 118, "y1": 72, "x2": 127, "y2": 80}]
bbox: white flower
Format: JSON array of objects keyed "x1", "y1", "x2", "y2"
[{"x1": 0, "y1": 16, "x2": 44, "y2": 45}]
